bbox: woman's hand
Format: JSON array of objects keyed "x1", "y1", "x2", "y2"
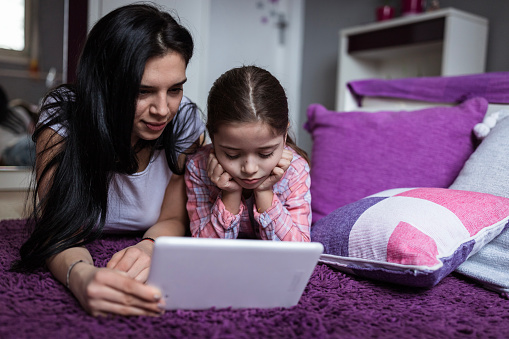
[
  {"x1": 70, "y1": 263, "x2": 165, "y2": 317},
  {"x1": 106, "y1": 240, "x2": 154, "y2": 283},
  {"x1": 207, "y1": 152, "x2": 242, "y2": 193},
  {"x1": 255, "y1": 149, "x2": 293, "y2": 192}
]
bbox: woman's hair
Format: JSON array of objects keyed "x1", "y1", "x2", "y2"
[
  {"x1": 12, "y1": 3, "x2": 198, "y2": 272},
  {"x1": 207, "y1": 65, "x2": 309, "y2": 163}
]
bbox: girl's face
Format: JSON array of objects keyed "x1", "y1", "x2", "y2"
[
  {"x1": 132, "y1": 52, "x2": 187, "y2": 145},
  {"x1": 212, "y1": 121, "x2": 285, "y2": 190}
]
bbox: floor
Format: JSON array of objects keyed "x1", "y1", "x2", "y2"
[{"x1": 0, "y1": 191, "x2": 31, "y2": 220}]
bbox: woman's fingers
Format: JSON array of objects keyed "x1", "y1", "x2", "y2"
[
  {"x1": 106, "y1": 244, "x2": 152, "y2": 282},
  {"x1": 85, "y1": 269, "x2": 164, "y2": 316}
]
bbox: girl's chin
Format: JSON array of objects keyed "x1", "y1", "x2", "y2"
[{"x1": 237, "y1": 177, "x2": 267, "y2": 190}]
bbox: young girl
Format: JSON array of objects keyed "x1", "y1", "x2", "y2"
[
  {"x1": 185, "y1": 66, "x2": 311, "y2": 241},
  {"x1": 12, "y1": 4, "x2": 204, "y2": 317}
]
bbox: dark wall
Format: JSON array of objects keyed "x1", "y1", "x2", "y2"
[
  {"x1": 0, "y1": 0, "x2": 65, "y2": 105},
  {"x1": 298, "y1": 0, "x2": 509, "y2": 155}
]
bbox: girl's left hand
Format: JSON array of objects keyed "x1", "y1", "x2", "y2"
[
  {"x1": 106, "y1": 240, "x2": 154, "y2": 283},
  {"x1": 255, "y1": 149, "x2": 293, "y2": 192}
]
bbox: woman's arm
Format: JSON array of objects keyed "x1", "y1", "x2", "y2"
[
  {"x1": 106, "y1": 171, "x2": 189, "y2": 280},
  {"x1": 47, "y1": 247, "x2": 164, "y2": 317},
  {"x1": 37, "y1": 128, "x2": 164, "y2": 316},
  {"x1": 107, "y1": 134, "x2": 206, "y2": 280}
]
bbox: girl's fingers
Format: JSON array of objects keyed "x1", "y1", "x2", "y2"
[
  {"x1": 272, "y1": 166, "x2": 284, "y2": 178},
  {"x1": 278, "y1": 150, "x2": 293, "y2": 170}
]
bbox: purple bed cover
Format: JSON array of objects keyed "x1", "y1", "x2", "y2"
[{"x1": 2, "y1": 219, "x2": 509, "y2": 339}]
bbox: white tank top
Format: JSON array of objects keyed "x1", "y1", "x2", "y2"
[
  {"x1": 39, "y1": 95, "x2": 205, "y2": 232},
  {"x1": 104, "y1": 149, "x2": 171, "y2": 232}
]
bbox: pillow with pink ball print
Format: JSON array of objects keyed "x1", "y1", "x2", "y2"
[{"x1": 310, "y1": 187, "x2": 509, "y2": 288}]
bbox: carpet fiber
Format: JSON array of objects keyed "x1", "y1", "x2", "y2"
[{"x1": 2, "y1": 219, "x2": 509, "y2": 338}]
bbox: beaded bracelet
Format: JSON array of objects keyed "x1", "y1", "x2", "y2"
[
  {"x1": 66, "y1": 259, "x2": 86, "y2": 289},
  {"x1": 141, "y1": 237, "x2": 155, "y2": 243}
]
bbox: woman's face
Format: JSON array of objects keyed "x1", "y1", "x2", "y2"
[
  {"x1": 212, "y1": 121, "x2": 285, "y2": 190},
  {"x1": 132, "y1": 52, "x2": 187, "y2": 145}
]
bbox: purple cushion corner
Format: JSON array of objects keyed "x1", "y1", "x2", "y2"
[{"x1": 308, "y1": 98, "x2": 486, "y2": 223}]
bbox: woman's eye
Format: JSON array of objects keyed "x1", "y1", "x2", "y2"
[
  {"x1": 225, "y1": 153, "x2": 240, "y2": 160},
  {"x1": 168, "y1": 87, "x2": 183, "y2": 95},
  {"x1": 259, "y1": 152, "x2": 274, "y2": 159}
]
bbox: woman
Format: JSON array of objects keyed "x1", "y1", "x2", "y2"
[{"x1": 11, "y1": 3, "x2": 204, "y2": 317}]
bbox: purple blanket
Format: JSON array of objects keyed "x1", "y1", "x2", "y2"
[
  {"x1": 2, "y1": 218, "x2": 509, "y2": 338},
  {"x1": 348, "y1": 72, "x2": 509, "y2": 106}
]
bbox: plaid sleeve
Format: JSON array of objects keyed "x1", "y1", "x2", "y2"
[
  {"x1": 255, "y1": 154, "x2": 311, "y2": 242},
  {"x1": 185, "y1": 148, "x2": 243, "y2": 239}
]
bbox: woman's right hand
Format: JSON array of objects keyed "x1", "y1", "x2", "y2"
[{"x1": 69, "y1": 263, "x2": 165, "y2": 317}]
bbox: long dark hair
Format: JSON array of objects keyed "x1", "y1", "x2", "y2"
[
  {"x1": 207, "y1": 65, "x2": 309, "y2": 163},
  {"x1": 12, "y1": 3, "x2": 197, "y2": 272}
]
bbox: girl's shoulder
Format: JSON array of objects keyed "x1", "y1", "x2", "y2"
[
  {"x1": 286, "y1": 145, "x2": 309, "y2": 170},
  {"x1": 186, "y1": 143, "x2": 213, "y2": 169}
]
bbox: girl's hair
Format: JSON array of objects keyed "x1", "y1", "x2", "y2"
[
  {"x1": 12, "y1": 3, "x2": 198, "y2": 272},
  {"x1": 207, "y1": 65, "x2": 309, "y2": 163}
]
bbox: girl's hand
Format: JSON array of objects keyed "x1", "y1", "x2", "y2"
[
  {"x1": 207, "y1": 152, "x2": 242, "y2": 193},
  {"x1": 255, "y1": 149, "x2": 293, "y2": 192},
  {"x1": 106, "y1": 240, "x2": 154, "y2": 283},
  {"x1": 70, "y1": 263, "x2": 165, "y2": 317}
]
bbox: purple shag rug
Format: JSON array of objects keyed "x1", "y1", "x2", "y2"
[{"x1": 2, "y1": 218, "x2": 509, "y2": 339}]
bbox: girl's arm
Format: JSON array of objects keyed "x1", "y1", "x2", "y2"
[
  {"x1": 38, "y1": 128, "x2": 163, "y2": 317},
  {"x1": 255, "y1": 156, "x2": 312, "y2": 242},
  {"x1": 185, "y1": 151, "x2": 244, "y2": 238}
]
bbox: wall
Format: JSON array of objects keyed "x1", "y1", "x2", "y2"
[
  {"x1": 297, "y1": 0, "x2": 509, "y2": 156},
  {"x1": 0, "y1": 0, "x2": 65, "y2": 105},
  {"x1": 89, "y1": 0, "x2": 304, "y2": 142},
  {"x1": 1, "y1": 0, "x2": 507, "y2": 156}
]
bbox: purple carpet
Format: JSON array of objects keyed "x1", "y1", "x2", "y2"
[{"x1": 2, "y1": 219, "x2": 509, "y2": 338}]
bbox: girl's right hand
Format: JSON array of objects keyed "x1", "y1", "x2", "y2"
[
  {"x1": 207, "y1": 152, "x2": 242, "y2": 192},
  {"x1": 70, "y1": 263, "x2": 165, "y2": 317}
]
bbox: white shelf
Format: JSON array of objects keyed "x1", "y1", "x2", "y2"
[
  {"x1": 0, "y1": 167, "x2": 33, "y2": 190},
  {"x1": 336, "y1": 8, "x2": 489, "y2": 111}
]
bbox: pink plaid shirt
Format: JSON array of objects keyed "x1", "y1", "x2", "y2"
[{"x1": 185, "y1": 144, "x2": 311, "y2": 241}]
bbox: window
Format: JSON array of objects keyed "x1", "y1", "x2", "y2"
[{"x1": 0, "y1": 0, "x2": 33, "y2": 64}]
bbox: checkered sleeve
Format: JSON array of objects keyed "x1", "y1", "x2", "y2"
[
  {"x1": 185, "y1": 148, "x2": 243, "y2": 239},
  {"x1": 255, "y1": 154, "x2": 311, "y2": 242}
]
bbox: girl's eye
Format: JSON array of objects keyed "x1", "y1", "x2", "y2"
[
  {"x1": 138, "y1": 89, "x2": 151, "y2": 96},
  {"x1": 259, "y1": 152, "x2": 274, "y2": 159},
  {"x1": 225, "y1": 153, "x2": 240, "y2": 160}
]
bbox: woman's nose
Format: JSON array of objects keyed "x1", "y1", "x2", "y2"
[{"x1": 150, "y1": 94, "x2": 170, "y2": 116}]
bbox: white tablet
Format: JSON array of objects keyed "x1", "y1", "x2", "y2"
[{"x1": 146, "y1": 237, "x2": 324, "y2": 310}]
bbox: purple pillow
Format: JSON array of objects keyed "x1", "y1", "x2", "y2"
[{"x1": 304, "y1": 97, "x2": 488, "y2": 224}]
